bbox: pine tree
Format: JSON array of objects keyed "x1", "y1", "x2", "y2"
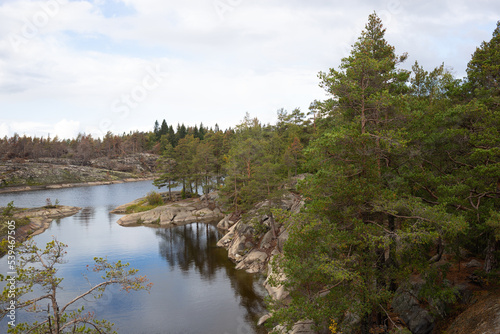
[
  {"x1": 269, "y1": 13, "x2": 466, "y2": 332},
  {"x1": 160, "y1": 120, "x2": 168, "y2": 137},
  {"x1": 168, "y1": 125, "x2": 176, "y2": 147},
  {"x1": 466, "y1": 21, "x2": 500, "y2": 108},
  {"x1": 153, "y1": 120, "x2": 160, "y2": 140}
]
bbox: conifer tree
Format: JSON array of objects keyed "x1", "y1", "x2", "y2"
[{"x1": 269, "y1": 13, "x2": 467, "y2": 332}]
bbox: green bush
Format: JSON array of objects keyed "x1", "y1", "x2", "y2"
[
  {"x1": 250, "y1": 217, "x2": 269, "y2": 238},
  {"x1": 2, "y1": 201, "x2": 15, "y2": 217},
  {"x1": 146, "y1": 191, "x2": 163, "y2": 206}
]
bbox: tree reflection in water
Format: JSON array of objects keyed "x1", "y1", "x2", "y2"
[
  {"x1": 156, "y1": 223, "x2": 268, "y2": 333},
  {"x1": 75, "y1": 207, "x2": 95, "y2": 227}
]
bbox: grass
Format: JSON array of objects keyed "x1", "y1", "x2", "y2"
[
  {"x1": 126, "y1": 204, "x2": 159, "y2": 214},
  {"x1": 125, "y1": 192, "x2": 165, "y2": 214}
]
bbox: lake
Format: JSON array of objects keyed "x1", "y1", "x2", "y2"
[{"x1": 0, "y1": 181, "x2": 268, "y2": 334}]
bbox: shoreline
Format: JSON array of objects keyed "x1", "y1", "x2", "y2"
[
  {"x1": 113, "y1": 192, "x2": 224, "y2": 227},
  {"x1": 1, "y1": 206, "x2": 81, "y2": 248},
  {"x1": 0, "y1": 177, "x2": 156, "y2": 194}
]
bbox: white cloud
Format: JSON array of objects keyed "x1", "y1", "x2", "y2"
[
  {"x1": 0, "y1": 122, "x2": 10, "y2": 138},
  {"x1": 53, "y1": 119, "x2": 81, "y2": 139},
  {"x1": 0, "y1": 0, "x2": 498, "y2": 138},
  {"x1": 1, "y1": 119, "x2": 80, "y2": 139}
]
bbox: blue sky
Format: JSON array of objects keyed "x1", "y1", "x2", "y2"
[{"x1": 0, "y1": 0, "x2": 499, "y2": 139}]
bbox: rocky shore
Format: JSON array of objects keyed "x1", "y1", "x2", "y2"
[
  {"x1": 2, "y1": 205, "x2": 81, "y2": 243},
  {"x1": 112, "y1": 188, "x2": 307, "y2": 333},
  {"x1": 0, "y1": 177, "x2": 155, "y2": 194},
  {"x1": 215, "y1": 193, "x2": 308, "y2": 333},
  {"x1": 114, "y1": 192, "x2": 224, "y2": 227},
  {"x1": 0, "y1": 153, "x2": 159, "y2": 193}
]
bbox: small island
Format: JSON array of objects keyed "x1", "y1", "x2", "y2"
[
  {"x1": 111, "y1": 191, "x2": 224, "y2": 227},
  {"x1": 0, "y1": 202, "x2": 81, "y2": 247}
]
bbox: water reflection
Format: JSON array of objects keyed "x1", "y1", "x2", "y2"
[
  {"x1": 75, "y1": 207, "x2": 95, "y2": 226},
  {"x1": 157, "y1": 223, "x2": 221, "y2": 277},
  {"x1": 0, "y1": 181, "x2": 269, "y2": 334},
  {"x1": 156, "y1": 223, "x2": 268, "y2": 333}
]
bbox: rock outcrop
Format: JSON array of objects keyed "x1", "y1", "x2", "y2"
[
  {"x1": 89, "y1": 153, "x2": 159, "y2": 173},
  {"x1": 391, "y1": 283, "x2": 435, "y2": 334},
  {"x1": 216, "y1": 192, "x2": 303, "y2": 277},
  {"x1": 273, "y1": 321, "x2": 316, "y2": 334},
  {"x1": 115, "y1": 193, "x2": 223, "y2": 227},
  {"x1": 445, "y1": 288, "x2": 500, "y2": 334},
  {"x1": 5, "y1": 206, "x2": 81, "y2": 242},
  {"x1": 0, "y1": 154, "x2": 159, "y2": 192},
  {"x1": 216, "y1": 191, "x2": 307, "y2": 333}
]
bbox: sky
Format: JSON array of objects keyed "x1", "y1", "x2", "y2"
[{"x1": 0, "y1": 0, "x2": 499, "y2": 140}]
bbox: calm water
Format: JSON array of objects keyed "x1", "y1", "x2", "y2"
[{"x1": 0, "y1": 181, "x2": 267, "y2": 334}]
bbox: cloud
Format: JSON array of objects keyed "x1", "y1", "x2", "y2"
[
  {"x1": 0, "y1": 0, "x2": 498, "y2": 138},
  {"x1": 53, "y1": 119, "x2": 81, "y2": 139},
  {"x1": 0, "y1": 122, "x2": 10, "y2": 138},
  {"x1": 0, "y1": 119, "x2": 80, "y2": 139}
]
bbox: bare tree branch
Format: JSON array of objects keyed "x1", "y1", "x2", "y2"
[{"x1": 60, "y1": 280, "x2": 119, "y2": 315}]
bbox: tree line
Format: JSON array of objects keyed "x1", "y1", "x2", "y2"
[
  {"x1": 0, "y1": 132, "x2": 151, "y2": 164},
  {"x1": 0, "y1": 122, "x2": 221, "y2": 165},
  {"x1": 154, "y1": 109, "x2": 311, "y2": 208}
]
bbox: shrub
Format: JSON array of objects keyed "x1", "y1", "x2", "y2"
[
  {"x1": 146, "y1": 191, "x2": 164, "y2": 206},
  {"x1": 2, "y1": 201, "x2": 15, "y2": 217},
  {"x1": 44, "y1": 198, "x2": 57, "y2": 209}
]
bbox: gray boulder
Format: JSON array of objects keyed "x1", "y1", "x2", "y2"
[{"x1": 392, "y1": 285, "x2": 434, "y2": 334}]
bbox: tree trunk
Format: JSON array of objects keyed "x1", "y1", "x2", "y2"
[
  {"x1": 484, "y1": 236, "x2": 498, "y2": 273},
  {"x1": 361, "y1": 87, "x2": 366, "y2": 134},
  {"x1": 269, "y1": 212, "x2": 278, "y2": 239},
  {"x1": 376, "y1": 136, "x2": 382, "y2": 178},
  {"x1": 234, "y1": 177, "x2": 238, "y2": 212},
  {"x1": 168, "y1": 180, "x2": 172, "y2": 201},
  {"x1": 246, "y1": 160, "x2": 252, "y2": 180}
]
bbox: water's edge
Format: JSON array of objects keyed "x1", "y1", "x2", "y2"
[
  {"x1": 0, "y1": 177, "x2": 155, "y2": 194},
  {"x1": 0, "y1": 181, "x2": 268, "y2": 334}
]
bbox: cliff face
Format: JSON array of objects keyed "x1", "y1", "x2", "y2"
[
  {"x1": 216, "y1": 192, "x2": 310, "y2": 333},
  {"x1": 216, "y1": 193, "x2": 303, "y2": 274},
  {"x1": 445, "y1": 289, "x2": 500, "y2": 334}
]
